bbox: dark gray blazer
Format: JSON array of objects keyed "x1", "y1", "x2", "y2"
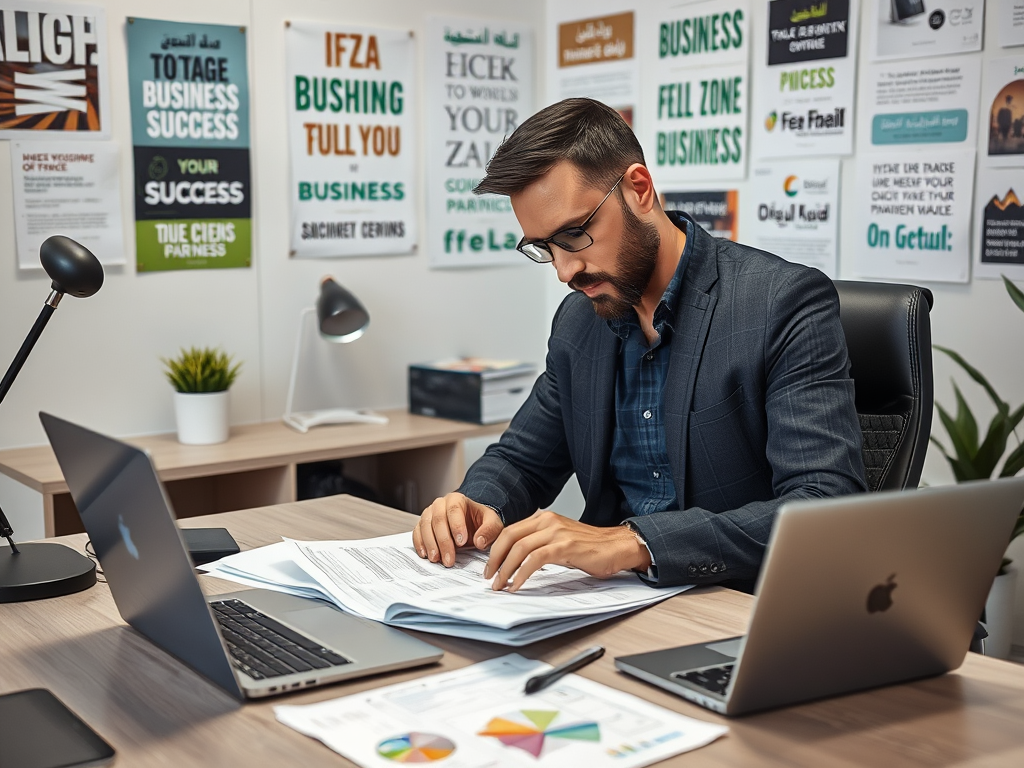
[{"x1": 460, "y1": 218, "x2": 867, "y2": 591}]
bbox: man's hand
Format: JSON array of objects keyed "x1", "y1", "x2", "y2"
[
  {"x1": 413, "y1": 492, "x2": 504, "y2": 567},
  {"x1": 484, "y1": 511, "x2": 652, "y2": 592}
]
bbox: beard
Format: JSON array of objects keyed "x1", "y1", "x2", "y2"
[{"x1": 568, "y1": 198, "x2": 661, "y2": 320}]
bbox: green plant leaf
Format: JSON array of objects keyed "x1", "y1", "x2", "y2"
[
  {"x1": 1003, "y1": 275, "x2": 1024, "y2": 315},
  {"x1": 160, "y1": 347, "x2": 242, "y2": 393},
  {"x1": 951, "y1": 381, "x2": 978, "y2": 456},
  {"x1": 974, "y1": 414, "x2": 1012, "y2": 480},
  {"x1": 935, "y1": 346, "x2": 1009, "y2": 416},
  {"x1": 1001, "y1": 441, "x2": 1024, "y2": 478},
  {"x1": 934, "y1": 403, "x2": 982, "y2": 481}
]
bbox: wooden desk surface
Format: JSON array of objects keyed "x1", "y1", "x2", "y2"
[
  {"x1": 3, "y1": 496, "x2": 1024, "y2": 767},
  {"x1": 0, "y1": 409, "x2": 504, "y2": 494}
]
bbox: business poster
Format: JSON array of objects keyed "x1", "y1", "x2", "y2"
[
  {"x1": 643, "y1": 0, "x2": 750, "y2": 183},
  {"x1": 871, "y1": 0, "x2": 983, "y2": 61},
  {"x1": 974, "y1": 168, "x2": 1024, "y2": 279},
  {"x1": 747, "y1": 160, "x2": 840, "y2": 277},
  {"x1": 852, "y1": 149, "x2": 974, "y2": 282},
  {"x1": 751, "y1": 0, "x2": 857, "y2": 158},
  {"x1": 126, "y1": 18, "x2": 251, "y2": 272},
  {"x1": 11, "y1": 141, "x2": 124, "y2": 269},
  {"x1": 983, "y1": 55, "x2": 1024, "y2": 166},
  {"x1": 857, "y1": 56, "x2": 981, "y2": 150},
  {"x1": 661, "y1": 189, "x2": 738, "y2": 240},
  {"x1": 286, "y1": 21, "x2": 416, "y2": 258},
  {"x1": 547, "y1": 1, "x2": 638, "y2": 127},
  {"x1": 0, "y1": 3, "x2": 110, "y2": 138},
  {"x1": 999, "y1": 1, "x2": 1024, "y2": 48},
  {"x1": 426, "y1": 17, "x2": 533, "y2": 268}
]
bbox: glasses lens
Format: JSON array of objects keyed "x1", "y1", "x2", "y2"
[
  {"x1": 519, "y1": 242, "x2": 553, "y2": 263},
  {"x1": 550, "y1": 228, "x2": 593, "y2": 253}
]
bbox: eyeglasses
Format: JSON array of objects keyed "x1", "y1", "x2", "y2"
[{"x1": 516, "y1": 173, "x2": 626, "y2": 264}]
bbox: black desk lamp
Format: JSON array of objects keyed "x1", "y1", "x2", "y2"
[
  {"x1": 282, "y1": 277, "x2": 388, "y2": 432},
  {"x1": 0, "y1": 236, "x2": 103, "y2": 602}
]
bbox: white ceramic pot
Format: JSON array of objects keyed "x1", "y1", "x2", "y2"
[
  {"x1": 984, "y1": 566, "x2": 1017, "y2": 659},
  {"x1": 173, "y1": 390, "x2": 230, "y2": 445}
]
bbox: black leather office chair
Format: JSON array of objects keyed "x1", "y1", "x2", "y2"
[{"x1": 833, "y1": 281, "x2": 934, "y2": 492}]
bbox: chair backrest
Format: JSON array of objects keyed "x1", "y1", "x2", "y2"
[{"x1": 833, "y1": 281, "x2": 934, "y2": 492}]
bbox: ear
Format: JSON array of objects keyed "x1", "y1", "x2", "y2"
[{"x1": 621, "y1": 163, "x2": 656, "y2": 215}]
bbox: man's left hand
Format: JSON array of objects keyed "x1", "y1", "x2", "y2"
[{"x1": 483, "y1": 510, "x2": 651, "y2": 592}]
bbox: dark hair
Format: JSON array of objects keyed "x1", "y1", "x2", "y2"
[{"x1": 474, "y1": 98, "x2": 645, "y2": 197}]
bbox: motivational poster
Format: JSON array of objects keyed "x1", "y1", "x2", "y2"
[
  {"x1": 643, "y1": 0, "x2": 750, "y2": 183},
  {"x1": 998, "y1": 1, "x2": 1024, "y2": 48},
  {"x1": 982, "y1": 55, "x2": 1024, "y2": 167},
  {"x1": 751, "y1": 0, "x2": 858, "y2": 158},
  {"x1": 426, "y1": 17, "x2": 533, "y2": 268},
  {"x1": 286, "y1": 21, "x2": 416, "y2": 258},
  {"x1": 0, "y1": 3, "x2": 110, "y2": 138},
  {"x1": 126, "y1": 18, "x2": 251, "y2": 271},
  {"x1": 852, "y1": 149, "x2": 975, "y2": 282},
  {"x1": 974, "y1": 167, "x2": 1024, "y2": 280}
]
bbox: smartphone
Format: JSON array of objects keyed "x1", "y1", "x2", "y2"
[{"x1": 0, "y1": 689, "x2": 115, "y2": 767}]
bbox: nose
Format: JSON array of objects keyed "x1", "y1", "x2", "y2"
[{"x1": 550, "y1": 248, "x2": 585, "y2": 284}]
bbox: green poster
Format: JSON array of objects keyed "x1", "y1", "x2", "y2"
[{"x1": 126, "y1": 18, "x2": 251, "y2": 271}]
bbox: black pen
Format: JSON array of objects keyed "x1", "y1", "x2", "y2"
[{"x1": 524, "y1": 645, "x2": 605, "y2": 694}]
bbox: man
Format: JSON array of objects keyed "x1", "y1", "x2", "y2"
[{"x1": 413, "y1": 98, "x2": 866, "y2": 593}]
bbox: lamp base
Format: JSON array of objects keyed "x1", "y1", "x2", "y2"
[
  {"x1": 283, "y1": 408, "x2": 390, "y2": 434},
  {"x1": 0, "y1": 542, "x2": 97, "y2": 603}
]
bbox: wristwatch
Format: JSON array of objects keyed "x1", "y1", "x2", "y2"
[{"x1": 622, "y1": 520, "x2": 658, "y2": 581}]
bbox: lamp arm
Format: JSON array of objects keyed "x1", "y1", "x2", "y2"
[
  {"x1": 283, "y1": 307, "x2": 315, "y2": 419},
  {"x1": 0, "y1": 290, "x2": 62, "y2": 407}
]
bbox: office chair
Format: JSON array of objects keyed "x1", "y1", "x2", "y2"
[{"x1": 833, "y1": 281, "x2": 934, "y2": 493}]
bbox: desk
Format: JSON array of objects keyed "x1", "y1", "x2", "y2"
[
  {"x1": 0, "y1": 409, "x2": 504, "y2": 536},
  {"x1": 2, "y1": 496, "x2": 1024, "y2": 766}
]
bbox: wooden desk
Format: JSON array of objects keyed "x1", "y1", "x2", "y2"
[
  {"x1": 2, "y1": 495, "x2": 1024, "y2": 766},
  {"x1": 0, "y1": 409, "x2": 504, "y2": 536}
]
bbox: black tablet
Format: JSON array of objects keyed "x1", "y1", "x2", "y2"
[{"x1": 0, "y1": 689, "x2": 115, "y2": 767}]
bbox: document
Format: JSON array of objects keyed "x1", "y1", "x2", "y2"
[
  {"x1": 201, "y1": 534, "x2": 691, "y2": 645},
  {"x1": 275, "y1": 654, "x2": 727, "y2": 768}
]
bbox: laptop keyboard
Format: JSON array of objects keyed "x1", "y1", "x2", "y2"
[
  {"x1": 211, "y1": 598, "x2": 351, "y2": 680},
  {"x1": 673, "y1": 664, "x2": 734, "y2": 696}
]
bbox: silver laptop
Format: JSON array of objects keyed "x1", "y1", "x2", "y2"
[
  {"x1": 41, "y1": 412, "x2": 442, "y2": 700},
  {"x1": 616, "y1": 478, "x2": 1024, "y2": 716}
]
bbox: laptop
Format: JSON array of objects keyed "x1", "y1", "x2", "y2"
[
  {"x1": 41, "y1": 412, "x2": 442, "y2": 701},
  {"x1": 615, "y1": 478, "x2": 1024, "y2": 716}
]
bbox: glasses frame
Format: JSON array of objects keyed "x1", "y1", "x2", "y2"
[{"x1": 516, "y1": 172, "x2": 626, "y2": 264}]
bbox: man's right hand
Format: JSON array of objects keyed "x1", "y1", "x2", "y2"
[{"x1": 412, "y1": 493, "x2": 504, "y2": 567}]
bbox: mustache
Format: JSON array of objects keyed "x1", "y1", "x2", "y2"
[{"x1": 568, "y1": 271, "x2": 615, "y2": 291}]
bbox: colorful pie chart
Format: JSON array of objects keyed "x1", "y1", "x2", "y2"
[
  {"x1": 376, "y1": 732, "x2": 456, "y2": 762},
  {"x1": 478, "y1": 709, "x2": 600, "y2": 758}
]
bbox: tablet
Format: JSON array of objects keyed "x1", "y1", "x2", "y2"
[{"x1": 0, "y1": 689, "x2": 115, "y2": 768}]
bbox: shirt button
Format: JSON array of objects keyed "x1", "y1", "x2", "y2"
[
  {"x1": 688, "y1": 565, "x2": 697, "y2": 575},
  {"x1": 652, "y1": 470, "x2": 660, "y2": 479},
  {"x1": 643, "y1": 409, "x2": 652, "y2": 419},
  {"x1": 645, "y1": 352, "x2": 654, "y2": 361},
  {"x1": 710, "y1": 564, "x2": 719, "y2": 573}
]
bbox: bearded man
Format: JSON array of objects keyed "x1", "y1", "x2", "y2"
[{"x1": 413, "y1": 98, "x2": 866, "y2": 593}]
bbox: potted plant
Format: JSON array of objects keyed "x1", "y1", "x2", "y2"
[
  {"x1": 162, "y1": 347, "x2": 241, "y2": 445},
  {"x1": 931, "y1": 276, "x2": 1024, "y2": 658}
]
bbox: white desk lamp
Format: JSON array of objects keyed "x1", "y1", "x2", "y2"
[{"x1": 283, "y1": 277, "x2": 388, "y2": 433}]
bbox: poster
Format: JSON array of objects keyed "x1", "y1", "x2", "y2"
[
  {"x1": 11, "y1": 141, "x2": 124, "y2": 269},
  {"x1": 858, "y1": 56, "x2": 981, "y2": 149},
  {"x1": 643, "y1": 0, "x2": 750, "y2": 183},
  {"x1": 871, "y1": 0, "x2": 984, "y2": 61},
  {"x1": 426, "y1": 17, "x2": 533, "y2": 269},
  {"x1": 974, "y1": 168, "x2": 1024, "y2": 279},
  {"x1": 0, "y1": 3, "x2": 110, "y2": 138},
  {"x1": 126, "y1": 18, "x2": 251, "y2": 272},
  {"x1": 852, "y1": 149, "x2": 975, "y2": 282},
  {"x1": 661, "y1": 189, "x2": 738, "y2": 240},
  {"x1": 548, "y1": 2, "x2": 638, "y2": 126},
  {"x1": 285, "y1": 21, "x2": 416, "y2": 258},
  {"x1": 982, "y1": 55, "x2": 1024, "y2": 167},
  {"x1": 747, "y1": 160, "x2": 840, "y2": 277},
  {"x1": 999, "y1": 1, "x2": 1024, "y2": 48},
  {"x1": 751, "y1": 0, "x2": 857, "y2": 158}
]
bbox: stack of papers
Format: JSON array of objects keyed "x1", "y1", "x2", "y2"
[
  {"x1": 275, "y1": 654, "x2": 728, "y2": 768},
  {"x1": 200, "y1": 533, "x2": 691, "y2": 645}
]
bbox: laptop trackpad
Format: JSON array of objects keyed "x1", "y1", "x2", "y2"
[{"x1": 705, "y1": 638, "x2": 742, "y2": 659}]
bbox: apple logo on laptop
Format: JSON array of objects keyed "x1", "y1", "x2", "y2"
[
  {"x1": 118, "y1": 514, "x2": 140, "y2": 560},
  {"x1": 867, "y1": 573, "x2": 897, "y2": 613}
]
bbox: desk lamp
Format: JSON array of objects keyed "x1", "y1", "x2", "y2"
[
  {"x1": 0, "y1": 236, "x2": 103, "y2": 602},
  {"x1": 283, "y1": 277, "x2": 388, "y2": 433}
]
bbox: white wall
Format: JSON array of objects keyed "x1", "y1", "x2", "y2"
[{"x1": 0, "y1": 0, "x2": 549, "y2": 456}]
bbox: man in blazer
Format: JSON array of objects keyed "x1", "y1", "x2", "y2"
[{"x1": 413, "y1": 99, "x2": 866, "y2": 593}]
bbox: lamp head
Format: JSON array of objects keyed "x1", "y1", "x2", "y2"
[
  {"x1": 316, "y1": 277, "x2": 369, "y2": 343},
  {"x1": 40, "y1": 235, "x2": 104, "y2": 298}
]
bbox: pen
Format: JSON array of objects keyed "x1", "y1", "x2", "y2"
[{"x1": 524, "y1": 645, "x2": 605, "y2": 694}]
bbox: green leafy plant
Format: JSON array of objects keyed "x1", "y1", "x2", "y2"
[
  {"x1": 931, "y1": 276, "x2": 1024, "y2": 573},
  {"x1": 161, "y1": 347, "x2": 241, "y2": 393}
]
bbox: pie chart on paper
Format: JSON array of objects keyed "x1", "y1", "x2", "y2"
[
  {"x1": 376, "y1": 732, "x2": 457, "y2": 762},
  {"x1": 478, "y1": 709, "x2": 600, "y2": 758}
]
